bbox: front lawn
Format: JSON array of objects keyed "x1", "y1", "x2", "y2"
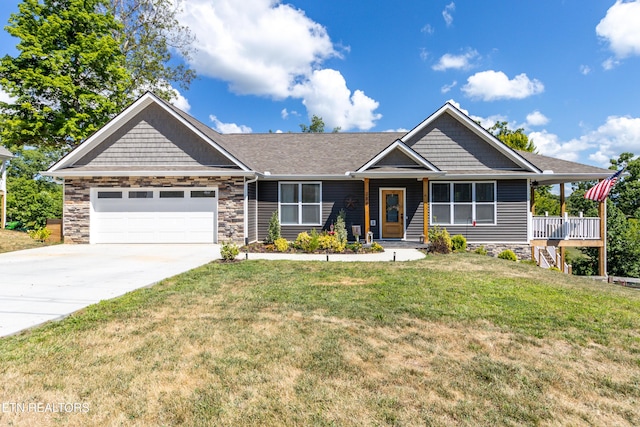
[
  {"x1": 0, "y1": 228, "x2": 50, "y2": 254},
  {"x1": 1, "y1": 254, "x2": 639, "y2": 426}
]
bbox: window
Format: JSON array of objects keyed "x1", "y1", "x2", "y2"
[
  {"x1": 129, "y1": 191, "x2": 153, "y2": 199},
  {"x1": 430, "y1": 182, "x2": 496, "y2": 225},
  {"x1": 159, "y1": 190, "x2": 184, "y2": 198},
  {"x1": 97, "y1": 191, "x2": 122, "y2": 199},
  {"x1": 191, "y1": 190, "x2": 216, "y2": 198},
  {"x1": 279, "y1": 182, "x2": 321, "y2": 225}
]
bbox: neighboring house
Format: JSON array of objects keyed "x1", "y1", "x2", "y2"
[
  {"x1": 45, "y1": 93, "x2": 612, "y2": 272},
  {"x1": 0, "y1": 146, "x2": 13, "y2": 229}
]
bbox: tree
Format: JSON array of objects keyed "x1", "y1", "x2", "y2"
[
  {"x1": 106, "y1": 0, "x2": 196, "y2": 99},
  {"x1": 5, "y1": 146, "x2": 63, "y2": 228},
  {"x1": 0, "y1": 0, "x2": 130, "y2": 150},
  {"x1": 300, "y1": 115, "x2": 340, "y2": 133},
  {"x1": 489, "y1": 121, "x2": 536, "y2": 152},
  {"x1": 608, "y1": 152, "x2": 640, "y2": 219}
]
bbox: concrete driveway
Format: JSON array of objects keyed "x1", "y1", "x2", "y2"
[{"x1": 0, "y1": 244, "x2": 219, "y2": 337}]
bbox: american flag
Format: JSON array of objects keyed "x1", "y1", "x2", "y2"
[{"x1": 584, "y1": 169, "x2": 624, "y2": 202}]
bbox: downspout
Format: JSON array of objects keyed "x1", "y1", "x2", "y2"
[{"x1": 244, "y1": 175, "x2": 259, "y2": 245}]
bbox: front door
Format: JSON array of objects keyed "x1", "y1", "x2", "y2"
[{"x1": 381, "y1": 189, "x2": 404, "y2": 239}]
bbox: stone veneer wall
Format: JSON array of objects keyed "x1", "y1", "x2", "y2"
[
  {"x1": 466, "y1": 243, "x2": 531, "y2": 261},
  {"x1": 64, "y1": 176, "x2": 245, "y2": 244}
]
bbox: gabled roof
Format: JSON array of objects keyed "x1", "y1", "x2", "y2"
[
  {"x1": 0, "y1": 146, "x2": 13, "y2": 160},
  {"x1": 47, "y1": 92, "x2": 251, "y2": 176},
  {"x1": 43, "y1": 93, "x2": 613, "y2": 182},
  {"x1": 401, "y1": 102, "x2": 541, "y2": 173}
]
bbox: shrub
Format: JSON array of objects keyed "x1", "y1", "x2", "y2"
[
  {"x1": 451, "y1": 234, "x2": 467, "y2": 252},
  {"x1": 274, "y1": 237, "x2": 289, "y2": 252},
  {"x1": 335, "y1": 209, "x2": 348, "y2": 246},
  {"x1": 428, "y1": 225, "x2": 452, "y2": 254},
  {"x1": 474, "y1": 245, "x2": 488, "y2": 256},
  {"x1": 296, "y1": 230, "x2": 320, "y2": 253},
  {"x1": 220, "y1": 241, "x2": 240, "y2": 261},
  {"x1": 266, "y1": 210, "x2": 280, "y2": 243},
  {"x1": 318, "y1": 233, "x2": 345, "y2": 253},
  {"x1": 27, "y1": 227, "x2": 51, "y2": 242},
  {"x1": 370, "y1": 242, "x2": 384, "y2": 252},
  {"x1": 498, "y1": 249, "x2": 517, "y2": 261},
  {"x1": 346, "y1": 242, "x2": 362, "y2": 253}
]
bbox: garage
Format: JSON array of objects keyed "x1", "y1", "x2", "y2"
[{"x1": 90, "y1": 187, "x2": 217, "y2": 243}]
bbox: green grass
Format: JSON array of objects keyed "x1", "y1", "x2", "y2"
[
  {"x1": 1, "y1": 253, "x2": 639, "y2": 426},
  {"x1": 0, "y1": 228, "x2": 52, "y2": 253}
]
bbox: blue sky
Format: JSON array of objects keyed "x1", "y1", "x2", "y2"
[{"x1": 2, "y1": 0, "x2": 640, "y2": 168}]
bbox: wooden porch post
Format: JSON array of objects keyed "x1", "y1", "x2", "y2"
[
  {"x1": 530, "y1": 184, "x2": 536, "y2": 261},
  {"x1": 598, "y1": 197, "x2": 606, "y2": 277},
  {"x1": 560, "y1": 183, "x2": 566, "y2": 271},
  {"x1": 364, "y1": 178, "x2": 370, "y2": 237},
  {"x1": 0, "y1": 191, "x2": 4, "y2": 229},
  {"x1": 423, "y1": 178, "x2": 429, "y2": 243}
]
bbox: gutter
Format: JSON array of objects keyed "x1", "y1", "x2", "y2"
[{"x1": 42, "y1": 170, "x2": 257, "y2": 178}]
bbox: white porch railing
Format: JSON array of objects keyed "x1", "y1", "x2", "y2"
[{"x1": 532, "y1": 214, "x2": 601, "y2": 240}]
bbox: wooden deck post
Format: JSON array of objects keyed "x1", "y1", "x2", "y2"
[
  {"x1": 0, "y1": 191, "x2": 4, "y2": 229},
  {"x1": 364, "y1": 178, "x2": 370, "y2": 237},
  {"x1": 598, "y1": 197, "x2": 606, "y2": 277},
  {"x1": 423, "y1": 178, "x2": 429, "y2": 243},
  {"x1": 560, "y1": 183, "x2": 566, "y2": 270},
  {"x1": 530, "y1": 183, "x2": 536, "y2": 261}
]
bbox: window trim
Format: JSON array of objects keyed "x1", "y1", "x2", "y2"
[
  {"x1": 278, "y1": 182, "x2": 322, "y2": 226},
  {"x1": 430, "y1": 181, "x2": 497, "y2": 226}
]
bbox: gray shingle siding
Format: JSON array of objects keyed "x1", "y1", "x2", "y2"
[
  {"x1": 431, "y1": 180, "x2": 529, "y2": 243},
  {"x1": 257, "y1": 180, "x2": 365, "y2": 241},
  {"x1": 247, "y1": 181, "x2": 258, "y2": 243},
  {"x1": 407, "y1": 112, "x2": 521, "y2": 171},
  {"x1": 76, "y1": 104, "x2": 237, "y2": 168}
]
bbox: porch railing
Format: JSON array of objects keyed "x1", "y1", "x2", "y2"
[{"x1": 532, "y1": 214, "x2": 601, "y2": 240}]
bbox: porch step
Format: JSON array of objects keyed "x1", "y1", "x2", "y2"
[{"x1": 539, "y1": 248, "x2": 556, "y2": 268}]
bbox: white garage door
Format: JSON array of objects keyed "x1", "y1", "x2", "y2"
[{"x1": 90, "y1": 187, "x2": 217, "y2": 243}]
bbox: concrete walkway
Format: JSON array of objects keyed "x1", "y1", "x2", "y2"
[
  {"x1": 0, "y1": 244, "x2": 219, "y2": 337},
  {"x1": 0, "y1": 244, "x2": 425, "y2": 338}
]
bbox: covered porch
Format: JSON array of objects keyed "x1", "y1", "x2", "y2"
[{"x1": 529, "y1": 181, "x2": 606, "y2": 275}]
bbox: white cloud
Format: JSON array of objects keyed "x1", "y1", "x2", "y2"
[
  {"x1": 432, "y1": 49, "x2": 479, "y2": 71},
  {"x1": 0, "y1": 87, "x2": 16, "y2": 104},
  {"x1": 579, "y1": 64, "x2": 591, "y2": 75},
  {"x1": 596, "y1": 0, "x2": 640, "y2": 67},
  {"x1": 461, "y1": 70, "x2": 544, "y2": 101},
  {"x1": 421, "y1": 24, "x2": 434, "y2": 35},
  {"x1": 602, "y1": 57, "x2": 620, "y2": 70},
  {"x1": 442, "y1": 2, "x2": 455, "y2": 27},
  {"x1": 419, "y1": 48, "x2": 429, "y2": 62},
  {"x1": 209, "y1": 115, "x2": 253, "y2": 134},
  {"x1": 526, "y1": 111, "x2": 549, "y2": 127},
  {"x1": 292, "y1": 69, "x2": 382, "y2": 131},
  {"x1": 529, "y1": 115, "x2": 640, "y2": 166},
  {"x1": 440, "y1": 81, "x2": 457, "y2": 94},
  {"x1": 170, "y1": 89, "x2": 191, "y2": 112},
  {"x1": 178, "y1": 0, "x2": 381, "y2": 130},
  {"x1": 281, "y1": 108, "x2": 289, "y2": 119},
  {"x1": 384, "y1": 128, "x2": 409, "y2": 133}
]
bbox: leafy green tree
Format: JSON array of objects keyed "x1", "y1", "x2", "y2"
[
  {"x1": 608, "y1": 152, "x2": 640, "y2": 219},
  {"x1": 5, "y1": 146, "x2": 62, "y2": 228},
  {"x1": 489, "y1": 121, "x2": 536, "y2": 152},
  {"x1": 107, "y1": 0, "x2": 196, "y2": 99},
  {"x1": 0, "y1": 0, "x2": 130, "y2": 150},
  {"x1": 300, "y1": 115, "x2": 340, "y2": 133}
]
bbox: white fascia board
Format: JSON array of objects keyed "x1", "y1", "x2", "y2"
[
  {"x1": 357, "y1": 140, "x2": 441, "y2": 173},
  {"x1": 43, "y1": 169, "x2": 257, "y2": 178},
  {"x1": 47, "y1": 92, "x2": 251, "y2": 173},
  {"x1": 256, "y1": 173, "x2": 353, "y2": 180},
  {"x1": 400, "y1": 102, "x2": 541, "y2": 174},
  {"x1": 350, "y1": 171, "x2": 446, "y2": 179}
]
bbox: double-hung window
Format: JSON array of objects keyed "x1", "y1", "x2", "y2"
[
  {"x1": 431, "y1": 182, "x2": 496, "y2": 225},
  {"x1": 279, "y1": 182, "x2": 322, "y2": 225}
]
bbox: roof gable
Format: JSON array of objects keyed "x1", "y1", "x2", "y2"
[
  {"x1": 401, "y1": 103, "x2": 540, "y2": 173},
  {"x1": 48, "y1": 92, "x2": 249, "y2": 174},
  {"x1": 357, "y1": 140, "x2": 440, "y2": 173},
  {"x1": 0, "y1": 146, "x2": 13, "y2": 160}
]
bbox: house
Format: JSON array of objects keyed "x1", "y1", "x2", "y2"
[
  {"x1": 45, "y1": 93, "x2": 612, "y2": 272},
  {"x1": 0, "y1": 146, "x2": 13, "y2": 229}
]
